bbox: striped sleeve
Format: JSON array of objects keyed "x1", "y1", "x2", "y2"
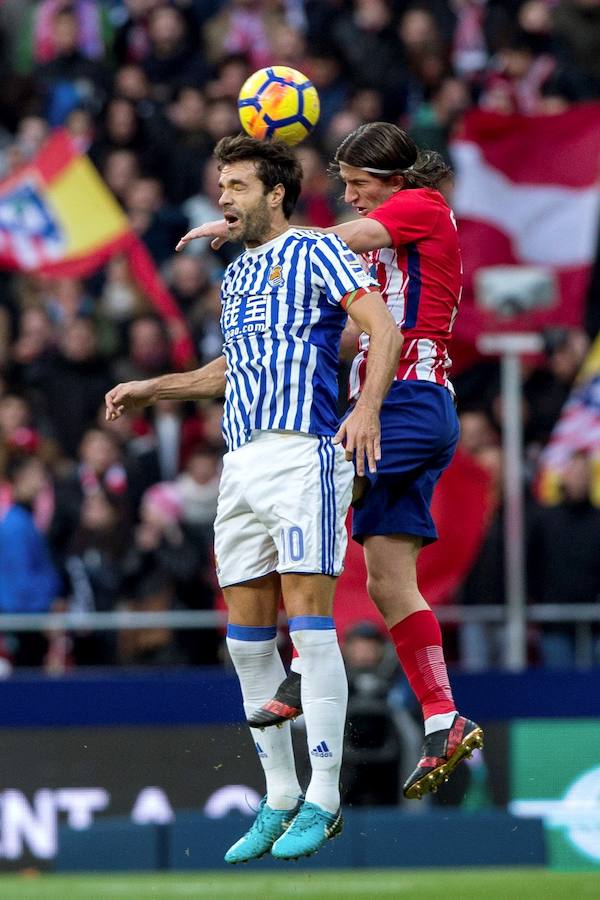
[{"x1": 310, "y1": 234, "x2": 378, "y2": 307}]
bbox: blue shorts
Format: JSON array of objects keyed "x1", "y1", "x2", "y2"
[{"x1": 350, "y1": 381, "x2": 459, "y2": 545}]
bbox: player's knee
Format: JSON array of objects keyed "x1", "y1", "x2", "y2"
[
  {"x1": 366, "y1": 570, "x2": 393, "y2": 607},
  {"x1": 367, "y1": 571, "x2": 417, "y2": 622}
]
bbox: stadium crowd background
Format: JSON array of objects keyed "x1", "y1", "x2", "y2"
[{"x1": 0, "y1": 0, "x2": 599, "y2": 674}]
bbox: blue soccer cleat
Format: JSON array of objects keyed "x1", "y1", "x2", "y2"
[
  {"x1": 271, "y1": 801, "x2": 343, "y2": 860},
  {"x1": 224, "y1": 796, "x2": 302, "y2": 864}
]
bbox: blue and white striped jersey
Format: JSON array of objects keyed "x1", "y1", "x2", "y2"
[{"x1": 220, "y1": 228, "x2": 377, "y2": 451}]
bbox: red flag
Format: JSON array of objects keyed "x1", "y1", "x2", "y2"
[
  {"x1": 331, "y1": 449, "x2": 497, "y2": 638},
  {"x1": 450, "y1": 105, "x2": 600, "y2": 356},
  {"x1": 0, "y1": 129, "x2": 195, "y2": 368},
  {"x1": 416, "y1": 448, "x2": 497, "y2": 604}
]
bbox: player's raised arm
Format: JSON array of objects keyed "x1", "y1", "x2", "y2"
[
  {"x1": 334, "y1": 290, "x2": 402, "y2": 476},
  {"x1": 105, "y1": 355, "x2": 227, "y2": 421},
  {"x1": 325, "y1": 217, "x2": 393, "y2": 254}
]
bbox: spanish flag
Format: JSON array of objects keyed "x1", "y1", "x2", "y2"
[{"x1": 0, "y1": 129, "x2": 194, "y2": 367}]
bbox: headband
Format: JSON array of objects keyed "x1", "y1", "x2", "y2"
[{"x1": 359, "y1": 165, "x2": 415, "y2": 175}]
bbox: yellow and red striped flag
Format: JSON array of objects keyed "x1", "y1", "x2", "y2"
[{"x1": 0, "y1": 129, "x2": 194, "y2": 367}]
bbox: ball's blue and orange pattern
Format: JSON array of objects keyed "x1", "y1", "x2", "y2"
[{"x1": 237, "y1": 66, "x2": 320, "y2": 146}]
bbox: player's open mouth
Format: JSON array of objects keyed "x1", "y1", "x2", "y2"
[
  {"x1": 354, "y1": 206, "x2": 367, "y2": 216},
  {"x1": 224, "y1": 213, "x2": 240, "y2": 228}
]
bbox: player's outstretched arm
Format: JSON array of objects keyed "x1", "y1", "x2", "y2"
[
  {"x1": 325, "y1": 218, "x2": 392, "y2": 254},
  {"x1": 175, "y1": 220, "x2": 228, "y2": 252},
  {"x1": 335, "y1": 291, "x2": 402, "y2": 476},
  {"x1": 105, "y1": 355, "x2": 228, "y2": 421},
  {"x1": 174, "y1": 217, "x2": 391, "y2": 256}
]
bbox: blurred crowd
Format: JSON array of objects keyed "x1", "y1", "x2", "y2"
[{"x1": 0, "y1": 0, "x2": 599, "y2": 672}]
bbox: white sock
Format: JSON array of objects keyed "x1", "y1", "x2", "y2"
[
  {"x1": 226, "y1": 625, "x2": 301, "y2": 811},
  {"x1": 289, "y1": 616, "x2": 347, "y2": 814},
  {"x1": 424, "y1": 711, "x2": 457, "y2": 736},
  {"x1": 290, "y1": 655, "x2": 302, "y2": 674}
]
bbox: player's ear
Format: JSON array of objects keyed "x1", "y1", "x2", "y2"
[
  {"x1": 390, "y1": 174, "x2": 404, "y2": 193},
  {"x1": 270, "y1": 183, "x2": 285, "y2": 208}
]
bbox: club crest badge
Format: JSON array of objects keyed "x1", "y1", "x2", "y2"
[{"x1": 268, "y1": 265, "x2": 284, "y2": 288}]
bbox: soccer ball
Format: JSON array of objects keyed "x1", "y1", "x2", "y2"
[{"x1": 237, "y1": 66, "x2": 320, "y2": 146}]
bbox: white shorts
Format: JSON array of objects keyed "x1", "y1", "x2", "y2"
[{"x1": 214, "y1": 431, "x2": 354, "y2": 588}]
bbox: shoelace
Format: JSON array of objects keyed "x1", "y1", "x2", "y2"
[
  {"x1": 287, "y1": 805, "x2": 322, "y2": 834},
  {"x1": 247, "y1": 799, "x2": 268, "y2": 835}
]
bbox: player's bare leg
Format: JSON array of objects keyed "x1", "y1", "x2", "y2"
[
  {"x1": 270, "y1": 573, "x2": 345, "y2": 860},
  {"x1": 363, "y1": 534, "x2": 483, "y2": 799},
  {"x1": 224, "y1": 574, "x2": 302, "y2": 864}
]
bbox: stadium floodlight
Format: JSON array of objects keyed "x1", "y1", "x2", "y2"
[{"x1": 475, "y1": 265, "x2": 556, "y2": 671}]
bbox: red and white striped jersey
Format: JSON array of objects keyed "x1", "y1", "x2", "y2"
[{"x1": 349, "y1": 187, "x2": 463, "y2": 399}]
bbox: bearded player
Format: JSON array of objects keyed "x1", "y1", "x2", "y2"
[{"x1": 177, "y1": 122, "x2": 484, "y2": 801}]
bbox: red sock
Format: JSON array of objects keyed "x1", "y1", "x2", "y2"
[{"x1": 389, "y1": 610, "x2": 456, "y2": 720}]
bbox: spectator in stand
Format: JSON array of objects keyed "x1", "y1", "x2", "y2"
[
  {"x1": 524, "y1": 327, "x2": 590, "y2": 450},
  {"x1": 65, "y1": 105, "x2": 95, "y2": 152},
  {"x1": 293, "y1": 145, "x2": 339, "y2": 227},
  {"x1": 89, "y1": 95, "x2": 170, "y2": 183},
  {"x1": 112, "y1": 61, "x2": 167, "y2": 138},
  {"x1": 0, "y1": 393, "x2": 38, "y2": 454},
  {"x1": 100, "y1": 147, "x2": 141, "y2": 204},
  {"x1": 120, "y1": 480, "x2": 218, "y2": 664},
  {"x1": 33, "y1": 6, "x2": 111, "y2": 125},
  {"x1": 321, "y1": 109, "x2": 361, "y2": 159},
  {"x1": 124, "y1": 175, "x2": 189, "y2": 265},
  {"x1": 176, "y1": 444, "x2": 220, "y2": 529},
  {"x1": 527, "y1": 450, "x2": 600, "y2": 667},
  {"x1": 398, "y1": 7, "x2": 451, "y2": 116},
  {"x1": 553, "y1": 0, "x2": 600, "y2": 98},
  {"x1": 94, "y1": 401, "x2": 162, "y2": 509},
  {"x1": 50, "y1": 426, "x2": 131, "y2": 560},
  {"x1": 31, "y1": 316, "x2": 112, "y2": 459},
  {"x1": 458, "y1": 408, "x2": 500, "y2": 458},
  {"x1": 164, "y1": 85, "x2": 213, "y2": 201},
  {"x1": 204, "y1": 53, "x2": 251, "y2": 104},
  {"x1": 333, "y1": 0, "x2": 407, "y2": 119},
  {"x1": 16, "y1": 0, "x2": 112, "y2": 75},
  {"x1": 112, "y1": 0, "x2": 162, "y2": 67},
  {"x1": 202, "y1": 0, "x2": 284, "y2": 70},
  {"x1": 1, "y1": 115, "x2": 49, "y2": 175},
  {"x1": 166, "y1": 254, "x2": 211, "y2": 316},
  {"x1": 142, "y1": 3, "x2": 210, "y2": 102},
  {"x1": 341, "y1": 622, "x2": 403, "y2": 806},
  {"x1": 97, "y1": 253, "x2": 148, "y2": 334},
  {"x1": 64, "y1": 489, "x2": 128, "y2": 665},
  {"x1": 113, "y1": 315, "x2": 171, "y2": 383},
  {"x1": 270, "y1": 22, "x2": 309, "y2": 71},
  {"x1": 188, "y1": 280, "x2": 226, "y2": 366},
  {"x1": 198, "y1": 399, "x2": 226, "y2": 456},
  {"x1": 0, "y1": 455, "x2": 62, "y2": 666},
  {"x1": 479, "y1": 32, "x2": 556, "y2": 114},
  {"x1": 408, "y1": 76, "x2": 471, "y2": 163},
  {"x1": 40, "y1": 276, "x2": 94, "y2": 327},
  {"x1": 203, "y1": 97, "x2": 240, "y2": 144},
  {"x1": 144, "y1": 399, "x2": 198, "y2": 482},
  {"x1": 304, "y1": 50, "x2": 350, "y2": 140}
]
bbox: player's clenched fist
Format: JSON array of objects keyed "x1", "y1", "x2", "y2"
[{"x1": 105, "y1": 380, "x2": 156, "y2": 421}]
